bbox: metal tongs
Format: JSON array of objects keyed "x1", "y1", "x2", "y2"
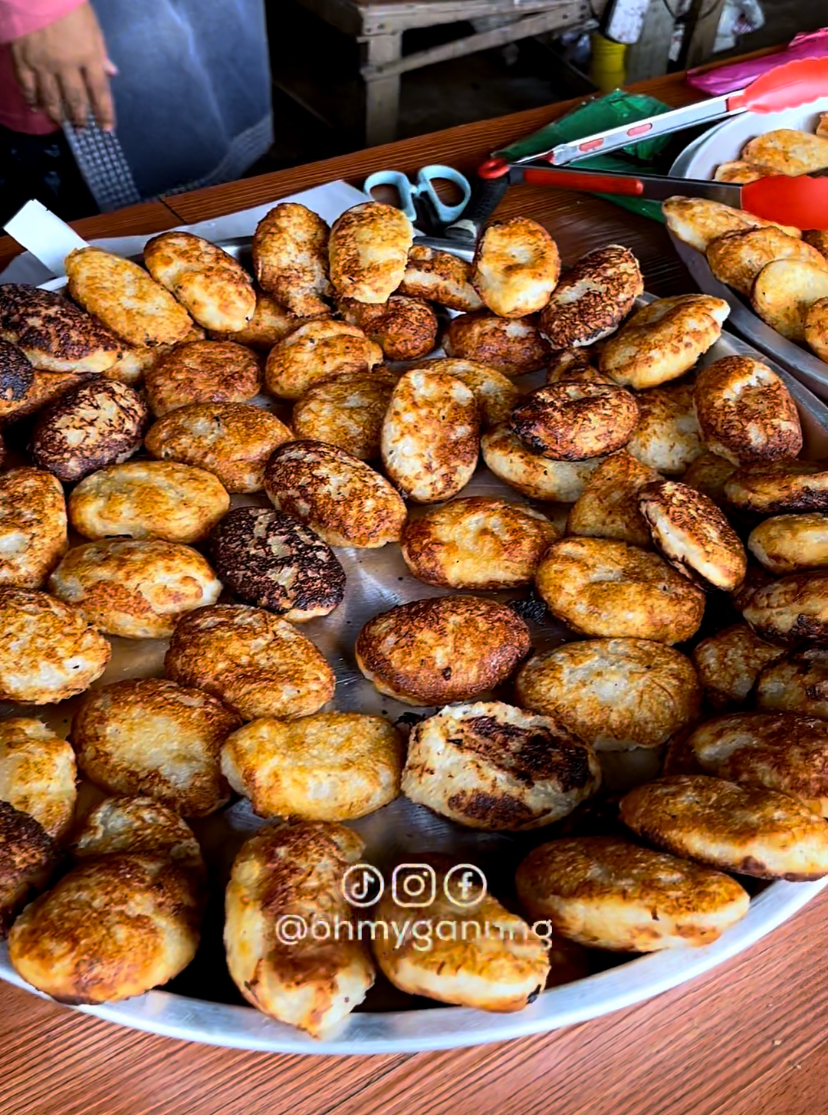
[{"x1": 477, "y1": 57, "x2": 828, "y2": 229}]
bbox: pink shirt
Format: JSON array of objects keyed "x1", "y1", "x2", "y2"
[{"x1": 0, "y1": 0, "x2": 86, "y2": 134}]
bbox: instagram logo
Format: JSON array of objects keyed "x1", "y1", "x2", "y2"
[{"x1": 391, "y1": 864, "x2": 437, "y2": 907}]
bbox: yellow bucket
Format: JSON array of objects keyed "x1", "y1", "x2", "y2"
[{"x1": 589, "y1": 32, "x2": 628, "y2": 93}]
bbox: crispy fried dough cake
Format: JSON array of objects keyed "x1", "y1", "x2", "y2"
[
  {"x1": 398, "y1": 244, "x2": 483, "y2": 312},
  {"x1": 662, "y1": 196, "x2": 801, "y2": 252},
  {"x1": 0, "y1": 284, "x2": 121, "y2": 372},
  {"x1": 752, "y1": 259, "x2": 828, "y2": 341},
  {"x1": 481, "y1": 425, "x2": 603, "y2": 501},
  {"x1": 0, "y1": 469, "x2": 67, "y2": 589},
  {"x1": 804, "y1": 296, "x2": 828, "y2": 362},
  {"x1": 756, "y1": 649, "x2": 828, "y2": 720},
  {"x1": 209, "y1": 289, "x2": 302, "y2": 349},
  {"x1": 337, "y1": 295, "x2": 438, "y2": 361},
  {"x1": 381, "y1": 370, "x2": 479, "y2": 503},
  {"x1": 144, "y1": 402, "x2": 292, "y2": 493},
  {"x1": 567, "y1": 452, "x2": 658, "y2": 548},
  {"x1": 402, "y1": 701, "x2": 601, "y2": 830},
  {"x1": 599, "y1": 295, "x2": 729, "y2": 389},
  {"x1": 264, "y1": 439, "x2": 407, "y2": 548},
  {"x1": 515, "y1": 638, "x2": 701, "y2": 751},
  {"x1": 539, "y1": 245, "x2": 643, "y2": 349},
  {"x1": 682, "y1": 451, "x2": 738, "y2": 505},
  {"x1": 0, "y1": 588, "x2": 110, "y2": 704},
  {"x1": 328, "y1": 202, "x2": 413, "y2": 304},
  {"x1": 144, "y1": 340, "x2": 261, "y2": 417},
  {"x1": 620, "y1": 774, "x2": 828, "y2": 880},
  {"x1": 741, "y1": 128, "x2": 828, "y2": 176},
  {"x1": 510, "y1": 382, "x2": 639, "y2": 460},
  {"x1": 401, "y1": 497, "x2": 558, "y2": 590},
  {"x1": 724, "y1": 461, "x2": 828, "y2": 514},
  {"x1": 264, "y1": 319, "x2": 383, "y2": 400},
  {"x1": 748, "y1": 513, "x2": 828, "y2": 574},
  {"x1": 374, "y1": 855, "x2": 549, "y2": 1011},
  {"x1": 71, "y1": 796, "x2": 204, "y2": 871},
  {"x1": 626, "y1": 382, "x2": 703, "y2": 475},
  {"x1": 165, "y1": 604, "x2": 335, "y2": 721},
  {"x1": 221, "y1": 712, "x2": 402, "y2": 821},
  {"x1": 0, "y1": 719, "x2": 76, "y2": 840},
  {"x1": 691, "y1": 623, "x2": 784, "y2": 710},
  {"x1": 443, "y1": 312, "x2": 550, "y2": 376},
  {"x1": 8, "y1": 853, "x2": 201, "y2": 1003},
  {"x1": 688, "y1": 711, "x2": 828, "y2": 815},
  {"x1": 742, "y1": 571, "x2": 828, "y2": 646},
  {"x1": 224, "y1": 822, "x2": 374, "y2": 1037},
  {"x1": 291, "y1": 372, "x2": 397, "y2": 460},
  {"x1": 714, "y1": 160, "x2": 770, "y2": 184},
  {"x1": 252, "y1": 202, "x2": 332, "y2": 317},
  {"x1": 413, "y1": 358, "x2": 519, "y2": 429},
  {"x1": 535, "y1": 537, "x2": 706, "y2": 644},
  {"x1": 72, "y1": 678, "x2": 240, "y2": 817},
  {"x1": 706, "y1": 226, "x2": 827, "y2": 297},
  {"x1": 65, "y1": 247, "x2": 192, "y2": 348},
  {"x1": 144, "y1": 231, "x2": 256, "y2": 332},
  {"x1": 0, "y1": 802, "x2": 59, "y2": 937},
  {"x1": 356, "y1": 595, "x2": 531, "y2": 706},
  {"x1": 472, "y1": 217, "x2": 560, "y2": 317},
  {"x1": 515, "y1": 836, "x2": 749, "y2": 951}
]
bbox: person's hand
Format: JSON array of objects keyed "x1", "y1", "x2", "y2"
[{"x1": 9, "y1": 2, "x2": 117, "y2": 131}]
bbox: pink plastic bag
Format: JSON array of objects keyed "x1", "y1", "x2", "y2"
[{"x1": 687, "y1": 29, "x2": 828, "y2": 95}]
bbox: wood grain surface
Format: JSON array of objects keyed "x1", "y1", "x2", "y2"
[{"x1": 1, "y1": 51, "x2": 821, "y2": 1115}]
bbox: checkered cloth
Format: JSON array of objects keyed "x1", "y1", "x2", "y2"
[{"x1": 62, "y1": 120, "x2": 142, "y2": 212}]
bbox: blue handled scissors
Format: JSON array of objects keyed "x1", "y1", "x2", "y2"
[{"x1": 362, "y1": 164, "x2": 472, "y2": 229}]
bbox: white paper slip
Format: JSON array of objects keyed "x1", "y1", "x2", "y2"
[{"x1": 3, "y1": 199, "x2": 89, "y2": 278}]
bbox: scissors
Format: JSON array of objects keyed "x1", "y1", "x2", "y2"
[{"x1": 363, "y1": 165, "x2": 472, "y2": 232}]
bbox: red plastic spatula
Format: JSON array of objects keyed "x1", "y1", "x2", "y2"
[{"x1": 478, "y1": 57, "x2": 828, "y2": 229}]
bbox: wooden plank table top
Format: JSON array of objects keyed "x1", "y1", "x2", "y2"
[{"x1": 3, "y1": 52, "x2": 824, "y2": 1115}]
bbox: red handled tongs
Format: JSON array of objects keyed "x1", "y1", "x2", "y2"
[{"x1": 476, "y1": 57, "x2": 828, "y2": 230}]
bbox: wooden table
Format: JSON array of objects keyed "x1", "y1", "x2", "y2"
[{"x1": 3, "y1": 55, "x2": 825, "y2": 1115}]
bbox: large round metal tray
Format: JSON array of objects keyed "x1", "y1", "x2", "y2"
[
  {"x1": 2, "y1": 248, "x2": 828, "y2": 1055},
  {"x1": 668, "y1": 97, "x2": 828, "y2": 402}
]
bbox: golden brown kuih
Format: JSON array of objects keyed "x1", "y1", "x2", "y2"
[
  {"x1": 535, "y1": 537, "x2": 706, "y2": 644},
  {"x1": 804, "y1": 230, "x2": 828, "y2": 259},
  {"x1": 638, "y1": 480, "x2": 747, "y2": 592},
  {"x1": 619, "y1": 774, "x2": 828, "y2": 880},
  {"x1": 713, "y1": 160, "x2": 770, "y2": 184},
  {"x1": 748, "y1": 513, "x2": 828, "y2": 574},
  {"x1": 481, "y1": 424, "x2": 603, "y2": 502},
  {"x1": 757, "y1": 649, "x2": 828, "y2": 719},
  {"x1": 693, "y1": 356, "x2": 802, "y2": 465},
  {"x1": 221, "y1": 712, "x2": 402, "y2": 821},
  {"x1": 539, "y1": 244, "x2": 643, "y2": 349},
  {"x1": 0, "y1": 469, "x2": 67, "y2": 589},
  {"x1": 626, "y1": 382, "x2": 704, "y2": 476},
  {"x1": 413, "y1": 358, "x2": 519, "y2": 428},
  {"x1": 599, "y1": 294, "x2": 729, "y2": 389},
  {"x1": 401, "y1": 497, "x2": 558, "y2": 590},
  {"x1": 567, "y1": 452, "x2": 658, "y2": 548},
  {"x1": 443, "y1": 312, "x2": 550, "y2": 377},
  {"x1": 102, "y1": 341, "x2": 160, "y2": 386},
  {"x1": 143, "y1": 231, "x2": 256, "y2": 333},
  {"x1": 30, "y1": 379, "x2": 149, "y2": 482},
  {"x1": 72, "y1": 678, "x2": 241, "y2": 817},
  {"x1": 208, "y1": 506, "x2": 345, "y2": 622},
  {"x1": 209, "y1": 288, "x2": 302, "y2": 349},
  {"x1": 515, "y1": 638, "x2": 701, "y2": 752},
  {"x1": 724, "y1": 460, "x2": 828, "y2": 514},
  {"x1": 751, "y1": 259, "x2": 828, "y2": 342},
  {"x1": 742, "y1": 571, "x2": 828, "y2": 646},
  {"x1": 515, "y1": 836, "x2": 749, "y2": 952},
  {"x1": 402, "y1": 701, "x2": 601, "y2": 830},
  {"x1": 264, "y1": 439, "x2": 407, "y2": 548},
  {"x1": 165, "y1": 604, "x2": 335, "y2": 721},
  {"x1": 65, "y1": 247, "x2": 193, "y2": 348},
  {"x1": 48, "y1": 538, "x2": 222, "y2": 639},
  {"x1": 8, "y1": 853, "x2": 202, "y2": 1004},
  {"x1": 251, "y1": 202, "x2": 332, "y2": 317},
  {"x1": 688, "y1": 711, "x2": 828, "y2": 815},
  {"x1": 145, "y1": 402, "x2": 293, "y2": 493},
  {"x1": 471, "y1": 217, "x2": 560, "y2": 317},
  {"x1": 381, "y1": 370, "x2": 480, "y2": 503},
  {"x1": 509, "y1": 382, "x2": 639, "y2": 460},
  {"x1": 397, "y1": 244, "x2": 483, "y2": 312},
  {"x1": 0, "y1": 801, "x2": 59, "y2": 938},
  {"x1": 328, "y1": 201, "x2": 413, "y2": 303},
  {"x1": 71, "y1": 796, "x2": 204, "y2": 872},
  {"x1": 804, "y1": 296, "x2": 828, "y2": 362},
  {"x1": 0, "y1": 364, "x2": 92, "y2": 426},
  {"x1": 224, "y1": 822, "x2": 374, "y2": 1037},
  {"x1": 356, "y1": 595, "x2": 530, "y2": 706},
  {"x1": 0, "y1": 588, "x2": 110, "y2": 704},
  {"x1": 144, "y1": 339, "x2": 261, "y2": 417},
  {"x1": 705, "y1": 226, "x2": 827, "y2": 297},
  {"x1": 291, "y1": 372, "x2": 397, "y2": 461},
  {"x1": 0, "y1": 283, "x2": 121, "y2": 373},
  {"x1": 374, "y1": 855, "x2": 549, "y2": 1011},
  {"x1": 662, "y1": 196, "x2": 801, "y2": 253},
  {"x1": 682, "y1": 451, "x2": 738, "y2": 504},
  {"x1": 0, "y1": 719, "x2": 76, "y2": 839},
  {"x1": 69, "y1": 461, "x2": 230, "y2": 544},
  {"x1": 742, "y1": 128, "x2": 828, "y2": 176},
  {"x1": 546, "y1": 348, "x2": 608, "y2": 384},
  {"x1": 337, "y1": 295, "x2": 438, "y2": 361},
  {"x1": 264, "y1": 319, "x2": 383, "y2": 400},
  {"x1": 691, "y1": 623, "x2": 784, "y2": 710}
]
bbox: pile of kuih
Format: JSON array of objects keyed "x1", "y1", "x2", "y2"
[{"x1": 1, "y1": 198, "x2": 828, "y2": 1040}]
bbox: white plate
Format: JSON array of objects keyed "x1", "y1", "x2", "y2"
[{"x1": 669, "y1": 98, "x2": 828, "y2": 400}]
